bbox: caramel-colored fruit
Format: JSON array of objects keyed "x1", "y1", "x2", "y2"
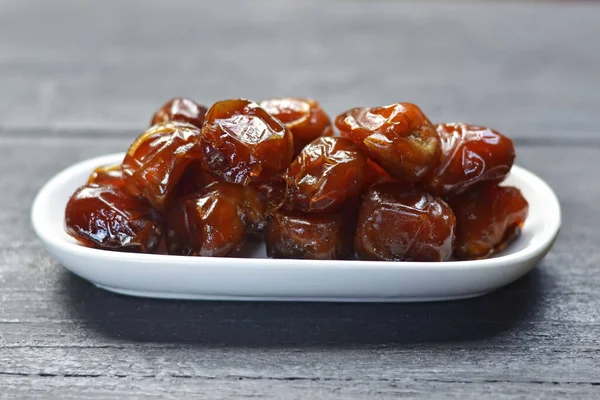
[
  {"x1": 65, "y1": 184, "x2": 163, "y2": 253},
  {"x1": 87, "y1": 164, "x2": 125, "y2": 188},
  {"x1": 355, "y1": 183, "x2": 456, "y2": 262},
  {"x1": 200, "y1": 99, "x2": 294, "y2": 185},
  {"x1": 285, "y1": 137, "x2": 369, "y2": 213},
  {"x1": 256, "y1": 178, "x2": 288, "y2": 217},
  {"x1": 335, "y1": 103, "x2": 441, "y2": 182},
  {"x1": 265, "y1": 211, "x2": 353, "y2": 260},
  {"x1": 121, "y1": 122, "x2": 203, "y2": 212},
  {"x1": 447, "y1": 185, "x2": 528, "y2": 260},
  {"x1": 150, "y1": 97, "x2": 208, "y2": 129},
  {"x1": 166, "y1": 182, "x2": 266, "y2": 256},
  {"x1": 425, "y1": 123, "x2": 515, "y2": 196},
  {"x1": 260, "y1": 97, "x2": 333, "y2": 155}
]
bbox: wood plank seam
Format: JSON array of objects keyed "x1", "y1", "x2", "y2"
[{"x1": 0, "y1": 372, "x2": 599, "y2": 387}]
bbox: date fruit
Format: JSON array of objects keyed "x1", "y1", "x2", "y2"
[
  {"x1": 121, "y1": 122, "x2": 203, "y2": 212},
  {"x1": 200, "y1": 99, "x2": 294, "y2": 185},
  {"x1": 166, "y1": 182, "x2": 266, "y2": 256},
  {"x1": 150, "y1": 97, "x2": 208, "y2": 129},
  {"x1": 265, "y1": 211, "x2": 354, "y2": 260},
  {"x1": 87, "y1": 164, "x2": 125, "y2": 189},
  {"x1": 447, "y1": 185, "x2": 528, "y2": 260},
  {"x1": 425, "y1": 123, "x2": 515, "y2": 196},
  {"x1": 354, "y1": 183, "x2": 456, "y2": 262},
  {"x1": 285, "y1": 137, "x2": 369, "y2": 213},
  {"x1": 65, "y1": 184, "x2": 163, "y2": 253},
  {"x1": 260, "y1": 97, "x2": 333, "y2": 155},
  {"x1": 335, "y1": 103, "x2": 440, "y2": 182},
  {"x1": 256, "y1": 178, "x2": 288, "y2": 217}
]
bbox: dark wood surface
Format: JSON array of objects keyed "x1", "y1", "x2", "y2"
[{"x1": 1, "y1": 1, "x2": 599, "y2": 398}]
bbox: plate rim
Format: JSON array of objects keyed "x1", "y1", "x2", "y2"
[{"x1": 31, "y1": 152, "x2": 561, "y2": 271}]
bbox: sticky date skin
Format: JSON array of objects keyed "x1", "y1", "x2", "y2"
[
  {"x1": 354, "y1": 183, "x2": 456, "y2": 262},
  {"x1": 285, "y1": 137, "x2": 369, "y2": 213},
  {"x1": 121, "y1": 122, "x2": 203, "y2": 212},
  {"x1": 166, "y1": 182, "x2": 266, "y2": 257},
  {"x1": 150, "y1": 97, "x2": 208, "y2": 129},
  {"x1": 260, "y1": 97, "x2": 333, "y2": 155},
  {"x1": 265, "y1": 211, "x2": 354, "y2": 260},
  {"x1": 87, "y1": 164, "x2": 126, "y2": 189},
  {"x1": 200, "y1": 99, "x2": 294, "y2": 185},
  {"x1": 256, "y1": 178, "x2": 288, "y2": 217},
  {"x1": 425, "y1": 123, "x2": 515, "y2": 196},
  {"x1": 335, "y1": 103, "x2": 441, "y2": 182},
  {"x1": 447, "y1": 185, "x2": 528, "y2": 260},
  {"x1": 65, "y1": 184, "x2": 163, "y2": 253}
]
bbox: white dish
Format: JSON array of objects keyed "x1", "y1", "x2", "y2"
[{"x1": 31, "y1": 153, "x2": 560, "y2": 302}]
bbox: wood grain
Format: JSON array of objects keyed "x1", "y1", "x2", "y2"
[
  {"x1": 0, "y1": 0, "x2": 599, "y2": 142},
  {"x1": 1, "y1": 0, "x2": 600, "y2": 398}
]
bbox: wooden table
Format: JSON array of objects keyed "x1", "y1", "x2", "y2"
[{"x1": 1, "y1": 1, "x2": 599, "y2": 398}]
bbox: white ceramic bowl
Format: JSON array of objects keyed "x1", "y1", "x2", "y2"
[{"x1": 31, "y1": 153, "x2": 560, "y2": 302}]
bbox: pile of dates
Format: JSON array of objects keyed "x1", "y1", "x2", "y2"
[{"x1": 65, "y1": 97, "x2": 528, "y2": 261}]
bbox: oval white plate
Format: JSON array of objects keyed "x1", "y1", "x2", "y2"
[{"x1": 31, "y1": 153, "x2": 560, "y2": 302}]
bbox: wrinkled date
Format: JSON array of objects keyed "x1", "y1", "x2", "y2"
[
  {"x1": 66, "y1": 96, "x2": 528, "y2": 263},
  {"x1": 121, "y1": 122, "x2": 203, "y2": 212},
  {"x1": 260, "y1": 97, "x2": 333, "y2": 155},
  {"x1": 285, "y1": 137, "x2": 369, "y2": 213},
  {"x1": 150, "y1": 97, "x2": 208, "y2": 129},
  {"x1": 166, "y1": 182, "x2": 266, "y2": 256},
  {"x1": 447, "y1": 185, "x2": 528, "y2": 260},
  {"x1": 65, "y1": 184, "x2": 163, "y2": 252},
  {"x1": 335, "y1": 103, "x2": 440, "y2": 182},
  {"x1": 265, "y1": 211, "x2": 354, "y2": 260},
  {"x1": 354, "y1": 183, "x2": 456, "y2": 262},
  {"x1": 87, "y1": 164, "x2": 126, "y2": 188},
  {"x1": 200, "y1": 99, "x2": 294, "y2": 185},
  {"x1": 425, "y1": 123, "x2": 515, "y2": 196}
]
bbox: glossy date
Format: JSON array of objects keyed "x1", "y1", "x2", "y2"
[
  {"x1": 260, "y1": 97, "x2": 333, "y2": 155},
  {"x1": 121, "y1": 122, "x2": 203, "y2": 212},
  {"x1": 354, "y1": 183, "x2": 456, "y2": 262},
  {"x1": 265, "y1": 211, "x2": 354, "y2": 260},
  {"x1": 166, "y1": 182, "x2": 266, "y2": 256},
  {"x1": 425, "y1": 123, "x2": 515, "y2": 196},
  {"x1": 87, "y1": 164, "x2": 126, "y2": 189},
  {"x1": 65, "y1": 184, "x2": 163, "y2": 253},
  {"x1": 285, "y1": 137, "x2": 369, "y2": 213},
  {"x1": 335, "y1": 103, "x2": 440, "y2": 182},
  {"x1": 66, "y1": 96, "x2": 527, "y2": 262},
  {"x1": 447, "y1": 184, "x2": 528, "y2": 260},
  {"x1": 150, "y1": 97, "x2": 208, "y2": 129},
  {"x1": 200, "y1": 99, "x2": 294, "y2": 185}
]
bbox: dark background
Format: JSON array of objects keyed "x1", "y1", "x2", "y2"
[{"x1": 1, "y1": 0, "x2": 599, "y2": 398}]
